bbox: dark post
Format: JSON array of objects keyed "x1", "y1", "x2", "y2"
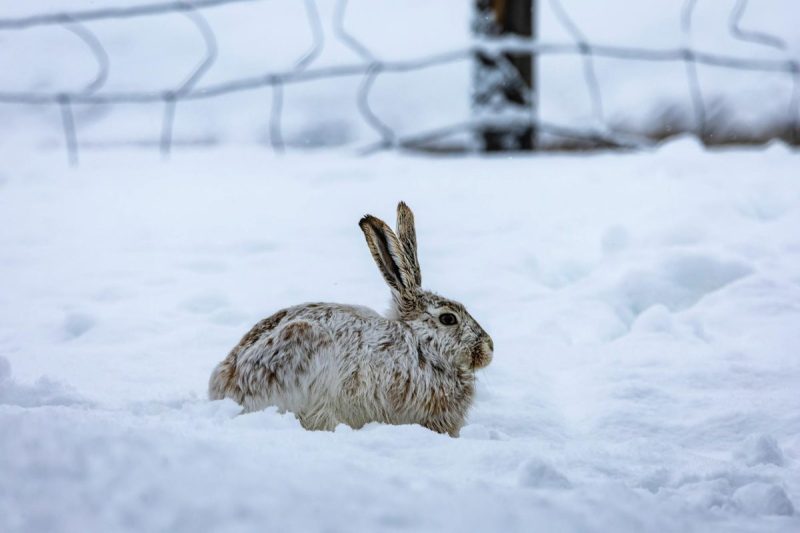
[{"x1": 473, "y1": 0, "x2": 536, "y2": 151}]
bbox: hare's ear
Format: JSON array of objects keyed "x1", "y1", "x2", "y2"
[
  {"x1": 396, "y1": 202, "x2": 421, "y2": 287},
  {"x1": 359, "y1": 214, "x2": 418, "y2": 297}
]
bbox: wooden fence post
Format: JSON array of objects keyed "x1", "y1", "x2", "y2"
[{"x1": 473, "y1": 0, "x2": 536, "y2": 151}]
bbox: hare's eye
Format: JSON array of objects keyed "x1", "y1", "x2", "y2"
[{"x1": 439, "y1": 313, "x2": 458, "y2": 326}]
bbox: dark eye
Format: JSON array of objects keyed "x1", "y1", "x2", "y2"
[{"x1": 439, "y1": 313, "x2": 458, "y2": 326}]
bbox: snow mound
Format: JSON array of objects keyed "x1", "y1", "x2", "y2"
[
  {"x1": 614, "y1": 252, "x2": 752, "y2": 320},
  {"x1": 736, "y1": 434, "x2": 786, "y2": 467},
  {"x1": 518, "y1": 458, "x2": 572, "y2": 489},
  {"x1": 732, "y1": 482, "x2": 795, "y2": 516},
  {"x1": 0, "y1": 356, "x2": 88, "y2": 408},
  {"x1": 62, "y1": 312, "x2": 96, "y2": 340}
]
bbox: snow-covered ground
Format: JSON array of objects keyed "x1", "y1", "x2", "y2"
[{"x1": 1, "y1": 139, "x2": 799, "y2": 532}]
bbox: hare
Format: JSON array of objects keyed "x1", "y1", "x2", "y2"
[{"x1": 208, "y1": 202, "x2": 493, "y2": 436}]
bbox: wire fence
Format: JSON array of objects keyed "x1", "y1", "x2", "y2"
[{"x1": 0, "y1": 0, "x2": 798, "y2": 164}]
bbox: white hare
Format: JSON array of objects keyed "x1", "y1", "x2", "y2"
[{"x1": 208, "y1": 202, "x2": 493, "y2": 436}]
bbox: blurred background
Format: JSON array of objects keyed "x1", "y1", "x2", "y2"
[{"x1": 1, "y1": 0, "x2": 798, "y2": 162}]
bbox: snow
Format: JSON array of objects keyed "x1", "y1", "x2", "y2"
[
  {"x1": 2, "y1": 1, "x2": 799, "y2": 530},
  {"x1": 737, "y1": 435, "x2": 787, "y2": 468},
  {"x1": 1, "y1": 138, "x2": 799, "y2": 532}
]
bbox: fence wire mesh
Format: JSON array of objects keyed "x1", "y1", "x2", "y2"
[{"x1": 0, "y1": 0, "x2": 798, "y2": 164}]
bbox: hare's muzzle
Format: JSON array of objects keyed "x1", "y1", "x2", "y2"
[{"x1": 472, "y1": 336, "x2": 493, "y2": 370}]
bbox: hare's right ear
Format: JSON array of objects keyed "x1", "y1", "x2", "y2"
[{"x1": 359, "y1": 214, "x2": 419, "y2": 298}]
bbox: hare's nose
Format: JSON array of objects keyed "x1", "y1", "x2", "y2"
[{"x1": 485, "y1": 337, "x2": 494, "y2": 353}]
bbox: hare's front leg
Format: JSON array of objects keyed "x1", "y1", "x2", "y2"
[{"x1": 420, "y1": 387, "x2": 473, "y2": 438}]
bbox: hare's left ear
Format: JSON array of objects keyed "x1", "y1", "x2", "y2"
[
  {"x1": 359, "y1": 213, "x2": 420, "y2": 299},
  {"x1": 396, "y1": 202, "x2": 421, "y2": 287}
]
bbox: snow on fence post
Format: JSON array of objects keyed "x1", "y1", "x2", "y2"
[{"x1": 472, "y1": 0, "x2": 536, "y2": 151}]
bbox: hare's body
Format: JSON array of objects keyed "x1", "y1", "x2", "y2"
[
  {"x1": 209, "y1": 203, "x2": 492, "y2": 436},
  {"x1": 209, "y1": 303, "x2": 475, "y2": 435}
]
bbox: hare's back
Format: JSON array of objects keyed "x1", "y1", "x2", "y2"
[{"x1": 237, "y1": 303, "x2": 382, "y2": 365}]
